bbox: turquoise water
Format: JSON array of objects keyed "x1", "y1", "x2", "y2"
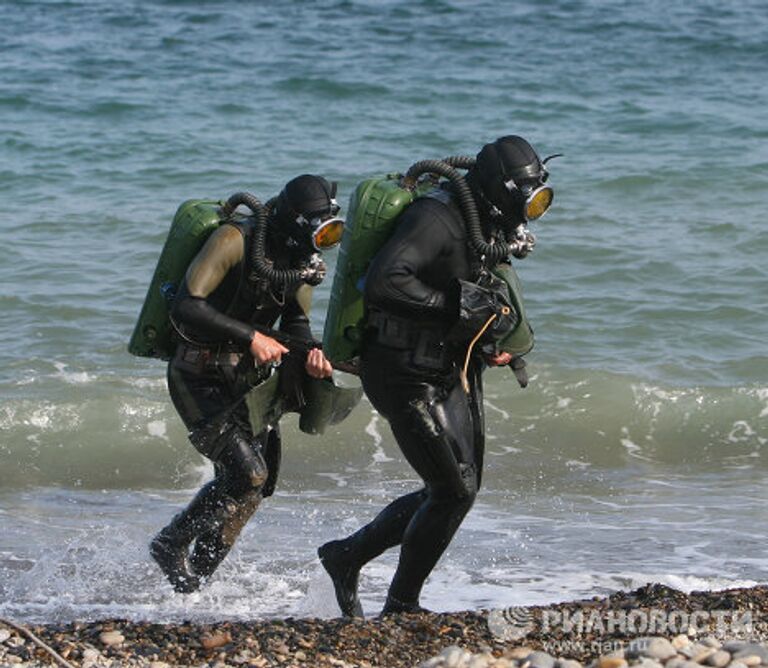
[{"x1": 1, "y1": 1, "x2": 767, "y2": 622}]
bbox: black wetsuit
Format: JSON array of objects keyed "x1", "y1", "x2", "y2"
[
  {"x1": 154, "y1": 219, "x2": 315, "y2": 588},
  {"x1": 320, "y1": 189, "x2": 489, "y2": 613}
]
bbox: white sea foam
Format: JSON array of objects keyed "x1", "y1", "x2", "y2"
[
  {"x1": 316, "y1": 472, "x2": 349, "y2": 487},
  {"x1": 0, "y1": 401, "x2": 84, "y2": 432},
  {"x1": 746, "y1": 387, "x2": 768, "y2": 418},
  {"x1": 146, "y1": 420, "x2": 167, "y2": 439},
  {"x1": 484, "y1": 399, "x2": 510, "y2": 420},
  {"x1": 125, "y1": 377, "x2": 168, "y2": 390},
  {"x1": 365, "y1": 412, "x2": 393, "y2": 464},
  {"x1": 619, "y1": 427, "x2": 646, "y2": 460},
  {"x1": 53, "y1": 361, "x2": 94, "y2": 385}
]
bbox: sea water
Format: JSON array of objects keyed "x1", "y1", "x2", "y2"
[{"x1": 1, "y1": 0, "x2": 766, "y2": 623}]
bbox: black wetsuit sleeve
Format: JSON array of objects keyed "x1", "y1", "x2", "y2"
[
  {"x1": 364, "y1": 199, "x2": 455, "y2": 317},
  {"x1": 172, "y1": 295, "x2": 254, "y2": 345},
  {"x1": 171, "y1": 225, "x2": 254, "y2": 346}
]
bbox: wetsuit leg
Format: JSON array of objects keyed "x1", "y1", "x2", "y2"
[
  {"x1": 318, "y1": 489, "x2": 426, "y2": 617},
  {"x1": 382, "y1": 380, "x2": 480, "y2": 611},
  {"x1": 152, "y1": 361, "x2": 271, "y2": 590},
  {"x1": 149, "y1": 477, "x2": 226, "y2": 593},
  {"x1": 188, "y1": 410, "x2": 272, "y2": 579},
  {"x1": 320, "y1": 359, "x2": 483, "y2": 615}
]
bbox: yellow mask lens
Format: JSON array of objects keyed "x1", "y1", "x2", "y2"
[
  {"x1": 313, "y1": 218, "x2": 344, "y2": 250},
  {"x1": 525, "y1": 186, "x2": 553, "y2": 221}
]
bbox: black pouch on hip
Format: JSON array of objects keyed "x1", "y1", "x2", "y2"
[{"x1": 448, "y1": 276, "x2": 518, "y2": 345}]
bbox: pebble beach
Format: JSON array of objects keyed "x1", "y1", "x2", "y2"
[{"x1": 2, "y1": 584, "x2": 768, "y2": 668}]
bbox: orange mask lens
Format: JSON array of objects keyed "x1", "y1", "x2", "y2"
[
  {"x1": 313, "y1": 218, "x2": 344, "y2": 250},
  {"x1": 525, "y1": 186, "x2": 553, "y2": 221}
]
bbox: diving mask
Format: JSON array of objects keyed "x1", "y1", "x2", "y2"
[
  {"x1": 297, "y1": 199, "x2": 344, "y2": 251},
  {"x1": 504, "y1": 177, "x2": 553, "y2": 222}
]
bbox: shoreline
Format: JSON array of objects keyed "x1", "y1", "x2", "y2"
[{"x1": 2, "y1": 583, "x2": 767, "y2": 667}]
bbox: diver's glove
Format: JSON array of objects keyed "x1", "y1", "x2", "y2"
[{"x1": 447, "y1": 275, "x2": 519, "y2": 345}]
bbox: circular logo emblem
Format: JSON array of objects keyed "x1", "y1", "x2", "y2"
[{"x1": 487, "y1": 606, "x2": 535, "y2": 641}]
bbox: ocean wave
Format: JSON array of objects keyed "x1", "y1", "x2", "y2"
[{"x1": 1, "y1": 368, "x2": 765, "y2": 491}]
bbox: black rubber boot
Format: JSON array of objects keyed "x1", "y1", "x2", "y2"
[
  {"x1": 150, "y1": 482, "x2": 229, "y2": 593},
  {"x1": 317, "y1": 539, "x2": 365, "y2": 618},
  {"x1": 381, "y1": 594, "x2": 432, "y2": 615},
  {"x1": 190, "y1": 491, "x2": 261, "y2": 579},
  {"x1": 150, "y1": 519, "x2": 201, "y2": 594}
]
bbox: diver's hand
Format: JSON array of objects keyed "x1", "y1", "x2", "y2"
[
  {"x1": 306, "y1": 348, "x2": 333, "y2": 379},
  {"x1": 486, "y1": 351, "x2": 513, "y2": 367},
  {"x1": 249, "y1": 331, "x2": 289, "y2": 365}
]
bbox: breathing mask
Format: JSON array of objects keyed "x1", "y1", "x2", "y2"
[
  {"x1": 504, "y1": 174, "x2": 553, "y2": 223},
  {"x1": 296, "y1": 198, "x2": 344, "y2": 251}
]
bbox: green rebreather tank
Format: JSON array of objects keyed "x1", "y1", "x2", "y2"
[
  {"x1": 128, "y1": 199, "x2": 225, "y2": 360},
  {"x1": 322, "y1": 174, "x2": 434, "y2": 364}
]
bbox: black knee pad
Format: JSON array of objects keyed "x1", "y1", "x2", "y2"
[{"x1": 205, "y1": 423, "x2": 269, "y2": 497}]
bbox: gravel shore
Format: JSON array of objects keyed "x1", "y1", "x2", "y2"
[{"x1": 2, "y1": 584, "x2": 767, "y2": 668}]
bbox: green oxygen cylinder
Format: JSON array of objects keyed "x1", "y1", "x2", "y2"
[
  {"x1": 491, "y1": 262, "x2": 535, "y2": 357},
  {"x1": 322, "y1": 174, "x2": 434, "y2": 365},
  {"x1": 128, "y1": 199, "x2": 225, "y2": 360}
]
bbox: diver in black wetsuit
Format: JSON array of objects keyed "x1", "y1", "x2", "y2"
[
  {"x1": 150, "y1": 175, "x2": 343, "y2": 593},
  {"x1": 318, "y1": 136, "x2": 556, "y2": 616}
]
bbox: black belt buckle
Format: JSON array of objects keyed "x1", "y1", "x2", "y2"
[
  {"x1": 175, "y1": 344, "x2": 212, "y2": 374},
  {"x1": 180, "y1": 346, "x2": 209, "y2": 365}
]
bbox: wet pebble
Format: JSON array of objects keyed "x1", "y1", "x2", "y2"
[
  {"x1": 99, "y1": 629, "x2": 125, "y2": 646},
  {"x1": 509, "y1": 648, "x2": 536, "y2": 660},
  {"x1": 558, "y1": 660, "x2": 584, "y2": 668},
  {"x1": 666, "y1": 659, "x2": 701, "y2": 668},
  {"x1": 81, "y1": 647, "x2": 101, "y2": 663},
  {"x1": 444, "y1": 645, "x2": 468, "y2": 667},
  {"x1": 733, "y1": 646, "x2": 768, "y2": 663},
  {"x1": 705, "y1": 650, "x2": 732, "y2": 667},
  {"x1": 627, "y1": 638, "x2": 678, "y2": 662},
  {"x1": 528, "y1": 650, "x2": 557, "y2": 668},
  {"x1": 722, "y1": 641, "x2": 749, "y2": 653},
  {"x1": 598, "y1": 658, "x2": 628, "y2": 668},
  {"x1": 202, "y1": 629, "x2": 233, "y2": 649}
]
